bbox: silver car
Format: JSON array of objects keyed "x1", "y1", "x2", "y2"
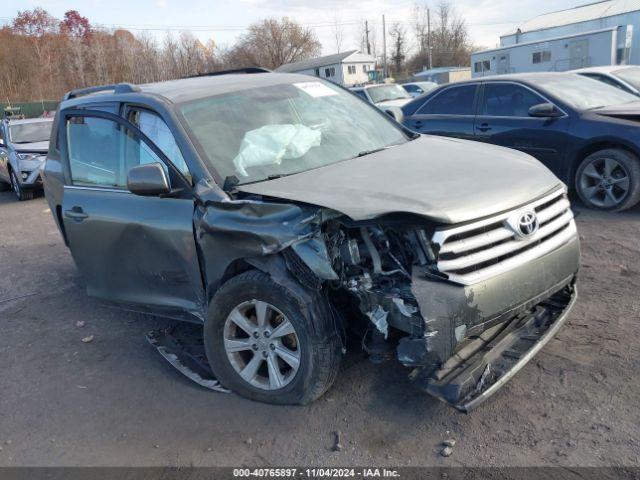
[{"x1": 0, "y1": 117, "x2": 53, "y2": 200}]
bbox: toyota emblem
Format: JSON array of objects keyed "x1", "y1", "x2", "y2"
[{"x1": 517, "y1": 211, "x2": 539, "y2": 238}]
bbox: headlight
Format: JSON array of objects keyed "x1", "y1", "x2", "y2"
[{"x1": 17, "y1": 153, "x2": 38, "y2": 161}]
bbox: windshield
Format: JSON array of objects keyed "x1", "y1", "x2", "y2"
[
  {"x1": 9, "y1": 121, "x2": 52, "y2": 144},
  {"x1": 180, "y1": 80, "x2": 408, "y2": 185},
  {"x1": 613, "y1": 67, "x2": 640, "y2": 92},
  {"x1": 367, "y1": 84, "x2": 411, "y2": 103},
  {"x1": 531, "y1": 74, "x2": 638, "y2": 110}
]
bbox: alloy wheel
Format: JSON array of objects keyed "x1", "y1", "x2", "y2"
[
  {"x1": 579, "y1": 157, "x2": 630, "y2": 209},
  {"x1": 223, "y1": 299, "x2": 301, "y2": 390}
]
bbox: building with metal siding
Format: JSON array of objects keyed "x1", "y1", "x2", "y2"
[{"x1": 471, "y1": 0, "x2": 640, "y2": 77}]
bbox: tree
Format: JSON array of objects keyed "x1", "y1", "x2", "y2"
[
  {"x1": 61, "y1": 10, "x2": 91, "y2": 40},
  {"x1": 12, "y1": 7, "x2": 57, "y2": 37},
  {"x1": 332, "y1": 14, "x2": 344, "y2": 54},
  {"x1": 431, "y1": 0, "x2": 471, "y2": 67},
  {"x1": 226, "y1": 18, "x2": 321, "y2": 70},
  {"x1": 407, "y1": 1, "x2": 472, "y2": 72},
  {"x1": 389, "y1": 23, "x2": 407, "y2": 78}
]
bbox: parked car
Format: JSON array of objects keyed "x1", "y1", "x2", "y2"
[
  {"x1": 574, "y1": 65, "x2": 640, "y2": 96},
  {"x1": 44, "y1": 70, "x2": 579, "y2": 410},
  {"x1": 401, "y1": 72, "x2": 640, "y2": 211},
  {"x1": 401, "y1": 81, "x2": 438, "y2": 98},
  {"x1": 350, "y1": 83, "x2": 413, "y2": 108},
  {"x1": 0, "y1": 117, "x2": 53, "y2": 200}
]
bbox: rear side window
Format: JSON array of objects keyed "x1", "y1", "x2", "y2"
[
  {"x1": 418, "y1": 85, "x2": 477, "y2": 115},
  {"x1": 66, "y1": 115, "x2": 167, "y2": 188},
  {"x1": 481, "y1": 83, "x2": 546, "y2": 117}
]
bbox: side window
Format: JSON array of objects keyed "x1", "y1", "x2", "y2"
[
  {"x1": 128, "y1": 109, "x2": 191, "y2": 181},
  {"x1": 404, "y1": 85, "x2": 416, "y2": 93},
  {"x1": 418, "y1": 85, "x2": 477, "y2": 115},
  {"x1": 481, "y1": 83, "x2": 546, "y2": 117},
  {"x1": 66, "y1": 115, "x2": 167, "y2": 188}
]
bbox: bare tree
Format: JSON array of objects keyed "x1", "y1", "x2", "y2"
[
  {"x1": 431, "y1": 0, "x2": 471, "y2": 67},
  {"x1": 389, "y1": 23, "x2": 407, "y2": 78},
  {"x1": 226, "y1": 18, "x2": 321, "y2": 70},
  {"x1": 332, "y1": 13, "x2": 344, "y2": 53}
]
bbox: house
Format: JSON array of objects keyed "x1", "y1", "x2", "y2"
[
  {"x1": 471, "y1": 0, "x2": 640, "y2": 77},
  {"x1": 413, "y1": 66, "x2": 471, "y2": 84},
  {"x1": 275, "y1": 50, "x2": 377, "y2": 87}
]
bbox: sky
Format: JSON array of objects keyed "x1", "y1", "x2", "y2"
[{"x1": 4, "y1": 0, "x2": 583, "y2": 54}]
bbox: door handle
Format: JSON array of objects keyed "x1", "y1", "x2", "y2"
[
  {"x1": 477, "y1": 123, "x2": 491, "y2": 132},
  {"x1": 413, "y1": 120, "x2": 423, "y2": 129},
  {"x1": 64, "y1": 207, "x2": 88, "y2": 221}
]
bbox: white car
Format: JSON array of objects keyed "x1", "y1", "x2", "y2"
[
  {"x1": 350, "y1": 84, "x2": 413, "y2": 109},
  {"x1": 401, "y1": 81, "x2": 438, "y2": 98},
  {"x1": 573, "y1": 65, "x2": 640, "y2": 96}
]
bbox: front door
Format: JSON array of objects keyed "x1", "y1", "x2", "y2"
[
  {"x1": 405, "y1": 83, "x2": 478, "y2": 140},
  {"x1": 474, "y1": 82, "x2": 570, "y2": 178},
  {"x1": 59, "y1": 109, "x2": 205, "y2": 320},
  {"x1": 0, "y1": 125, "x2": 9, "y2": 182}
]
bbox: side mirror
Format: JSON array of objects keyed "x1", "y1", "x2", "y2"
[
  {"x1": 385, "y1": 106, "x2": 404, "y2": 123},
  {"x1": 127, "y1": 163, "x2": 171, "y2": 196},
  {"x1": 528, "y1": 102, "x2": 563, "y2": 118}
]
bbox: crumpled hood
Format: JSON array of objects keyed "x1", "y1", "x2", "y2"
[
  {"x1": 15, "y1": 140, "x2": 49, "y2": 154},
  {"x1": 237, "y1": 135, "x2": 564, "y2": 225},
  {"x1": 376, "y1": 98, "x2": 412, "y2": 108}
]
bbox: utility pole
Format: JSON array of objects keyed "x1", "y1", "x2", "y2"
[
  {"x1": 365, "y1": 20, "x2": 371, "y2": 55},
  {"x1": 382, "y1": 14, "x2": 387, "y2": 79},
  {"x1": 427, "y1": 8, "x2": 432, "y2": 70}
]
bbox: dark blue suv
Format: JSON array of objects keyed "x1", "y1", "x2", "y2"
[{"x1": 401, "y1": 72, "x2": 640, "y2": 211}]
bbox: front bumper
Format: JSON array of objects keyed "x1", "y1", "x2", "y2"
[
  {"x1": 18, "y1": 159, "x2": 44, "y2": 188},
  {"x1": 412, "y1": 283, "x2": 577, "y2": 412}
]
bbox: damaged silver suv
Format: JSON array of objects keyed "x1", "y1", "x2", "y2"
[{"x1": 44, "y1": 69, "x2": 580, "y2": 411}]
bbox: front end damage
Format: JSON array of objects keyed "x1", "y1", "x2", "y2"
[{"x1": 154, "y1": 184, "x2": 579, "y2": 411}]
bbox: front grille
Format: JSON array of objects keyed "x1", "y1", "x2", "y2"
[{"x1": 432, "y1": 189, "x2": 577, "y2": 285}]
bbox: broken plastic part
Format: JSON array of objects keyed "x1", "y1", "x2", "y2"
[
  {"x1": 146, "y1": 324, "x2": 229, "y2": 393},
  {"x1": 367, "y1": 305, "x2": 389, "y2": 338}
]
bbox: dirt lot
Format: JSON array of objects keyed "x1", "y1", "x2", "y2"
[{"x1": 0, "y1": 189, "x2": 639, "y2": 468}]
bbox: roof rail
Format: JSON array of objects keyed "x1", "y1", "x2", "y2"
[
  {"x1": 188, "y1": 67, "x2": 271, "y2": 78},
  {"x1": 63, "y1": 83, "x2": 140, "y2": 101}
]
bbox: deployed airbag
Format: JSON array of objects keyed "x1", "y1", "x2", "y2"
[{"x1": 232, "y1": 124, "x2": 321, "y2": 177}]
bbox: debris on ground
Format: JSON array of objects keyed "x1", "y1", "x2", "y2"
[
  {"x1": 443, "y1": 438, "x2": 456, "y2": 448},
  {"x1": 76, "y1": 321, "x2": 86, "y2": 328},
  {"x1": 332, "y1": 431, "x2": 343, "y2": 452},
  {"x1": 441, "y1": 446, "x2": 453, "y2": 457},
  {"x1": 154, "y1": 444, "x2": 159, "y2": 449},
  {"x1": 81, "y1": 335, "x2": 94, "y2": 343},
  {"x1": 245, "y1": 438, "x2": 253, "y2": 445}
]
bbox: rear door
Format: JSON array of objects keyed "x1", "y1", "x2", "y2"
[
  {"x1": 59, "y1": 109, "x2": 205, "y2": 321},
  {"x1": 474, "y1": 81, "x2": 571, "y2": 177},
  {"x1": 404, "y1": 83, "x2": 478, "y2": 140}
]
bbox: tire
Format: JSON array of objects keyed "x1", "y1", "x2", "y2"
[
  {"x1": 575, "y1": 148, "x2": 640, "y2": 211},
  {"x1": 204, "y1": 269, "x2": 341, "y2": 405},
  {"x1": 9, "y1": 170, "x2": 33, "y2": 201}
]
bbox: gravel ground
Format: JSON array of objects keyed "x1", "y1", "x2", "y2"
[{"x1": 0, "y1": 189, "x2": 639, "y2": 467}]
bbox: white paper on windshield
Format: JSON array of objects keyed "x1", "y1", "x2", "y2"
[{"x1": 294, "y1": 82, "x2": 338, "y2": 98}]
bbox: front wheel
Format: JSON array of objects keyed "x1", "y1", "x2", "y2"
[
  {"x1": 575, "y1": 149, "x2": 640, "y2": 211},
  {"x1": 9, "y1": 170, "x2": 33, "y2": 201},
  {"x1": 204, "y1": 269, "x2": 341, "y2": 405}
]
